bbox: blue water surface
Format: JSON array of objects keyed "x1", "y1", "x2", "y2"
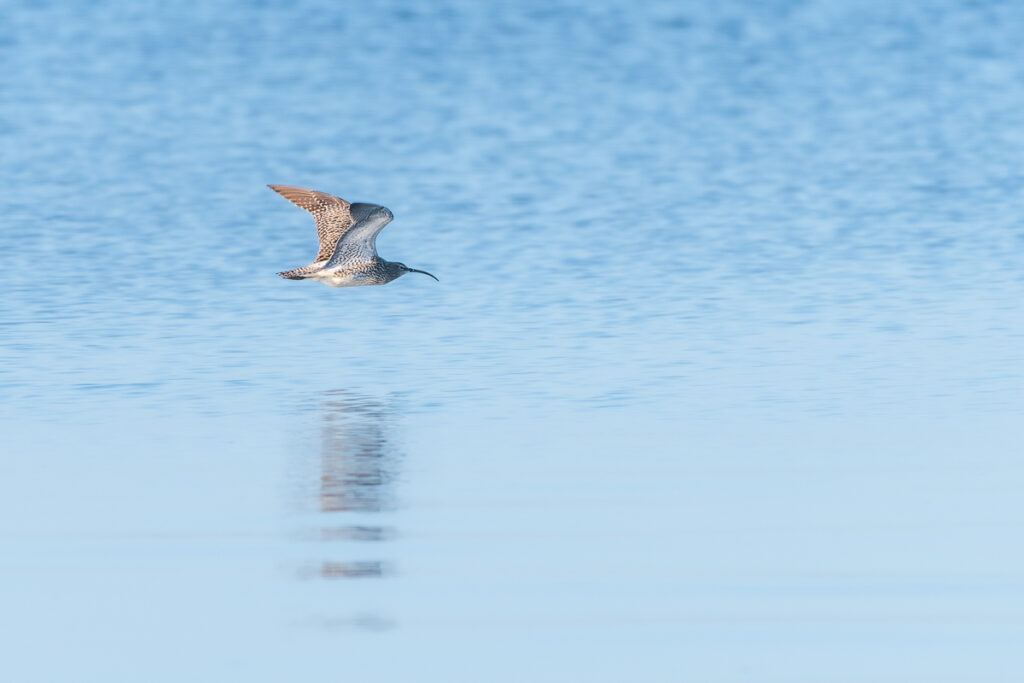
[{"x1": 2, "y1": 1, "x2": 1024, "y2": 681}]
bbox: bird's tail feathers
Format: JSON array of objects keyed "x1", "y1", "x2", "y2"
[{"x1": 278, "y1": 265, "x2": 321, "y2": 280}]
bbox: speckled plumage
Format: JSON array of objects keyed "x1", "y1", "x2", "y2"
[{"x1": 270, "y1": 185, "x2": 438, "y2": 287}]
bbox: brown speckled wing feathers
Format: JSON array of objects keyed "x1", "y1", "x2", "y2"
[{"x1": 268, "y1": 185, "x2": 354, "y2": 262}]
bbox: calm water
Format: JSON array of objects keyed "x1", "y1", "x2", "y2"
[{"x1": 3, "y1": 0, "x2": 1024, "y2": 680}]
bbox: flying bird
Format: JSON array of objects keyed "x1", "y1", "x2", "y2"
[{"x1": 269, "y1": 185, "x2": 437, "y2": 287}]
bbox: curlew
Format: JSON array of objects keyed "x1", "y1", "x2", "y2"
[{"x1": 270, "y1": 185, "x2": 437, "y2": 287}]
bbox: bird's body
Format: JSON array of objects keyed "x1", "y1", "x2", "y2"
[
  {"x1": 303, "y1": 260, "x2": 404, "y2": 288},
  {"x1": 269, "y1": 185, "x2": 437, "y2": 287}
]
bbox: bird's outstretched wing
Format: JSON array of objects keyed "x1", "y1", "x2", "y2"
[
  {"x1": 326, "y1": 203, "x2": 394, "y2": 268},
  {"x1": 268, "y1": 185, "x2": 355, "y2": 262}
]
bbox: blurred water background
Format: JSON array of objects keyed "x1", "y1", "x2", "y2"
[{"x1": 2, "y1": 0, "x2": 1024, "y2": 680}]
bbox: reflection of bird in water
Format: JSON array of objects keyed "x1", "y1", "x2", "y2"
[
  {"x1": 309, "y1": 392, "x2": 401, "y2": 582},
  {"x1": 269, "y1": 185, "x2": 438, "y2": 287},
  {"x1": 319, "y1": 392, "x2": 398, "y2": 514}
]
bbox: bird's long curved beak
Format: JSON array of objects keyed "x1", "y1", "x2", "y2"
[{"x1": 406, "y1": 268, "x2": 439, "y2": 281}]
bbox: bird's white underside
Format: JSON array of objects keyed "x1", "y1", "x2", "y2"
[{"x1": 307, "y1": 268, "x2": 379, "y2": 287}]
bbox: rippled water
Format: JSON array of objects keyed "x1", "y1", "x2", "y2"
[{"x1": 3, "y1": 1, "x2": 1024, "y2": 680}]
